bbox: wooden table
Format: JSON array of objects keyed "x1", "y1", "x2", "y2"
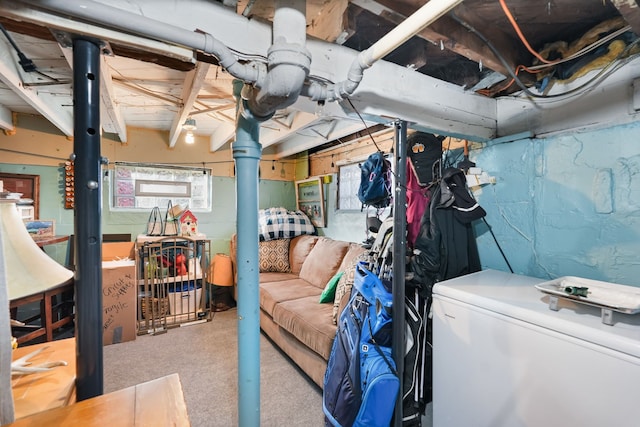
[
  {"x1": 31, "y1": 235, "x2": 69, "y2": 248},
  {"x1": 11, "y1": 338, "x2": 77, "y2": 420},
  {"x1": 7, "y1": 373, "x2": 190, "y2": 427}
]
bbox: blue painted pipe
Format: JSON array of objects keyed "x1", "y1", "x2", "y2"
[{"x1": 232, "y1": 81, "x2": 262, "y2": 427}]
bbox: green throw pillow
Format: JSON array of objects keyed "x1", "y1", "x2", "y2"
[{"x1": 319, "y1": 271, "x2": 344, "y2": 303}]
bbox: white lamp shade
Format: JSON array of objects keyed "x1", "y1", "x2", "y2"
[{"x1": 0, "y1": 202, "x2": 73, "y2": 300}]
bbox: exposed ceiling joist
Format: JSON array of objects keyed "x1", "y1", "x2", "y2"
[
  {"x1": 260, "y1": 111, "x2": 320, "y2": 148},
  {"x1": 611, "y1": 0, "x2": 640, "y2": 36},
  {"x1": 99, "y1": 56, "x2": 128, "y2": 142},
  {"x1": 0, "y1": 36, "x2": 73, "y2": 137},
  {"x1": 60, "y1": 47, "x2": 128, "y2": 142},
  {"x1": 274, "y1": 119, "x2": 370, "y2": 159},
  {"x1": 169, "y1": 61, "x2": 210, "y2": 148},
  {"x1": 351, "y1": 0, "x2": 514, "y2": 77},
  {"x1": 0, "y1": 104, "x2": 13, "y2": 131},
  {"x1": 209, "y1": 121, "x2": 235, "y2": 152}
]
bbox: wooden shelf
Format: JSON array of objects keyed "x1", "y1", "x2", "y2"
[
  {"x1": 11, "y1": 338, "x2": 76, "y2": 420},
  {"x1": 7, "y1": 373, "x2": 189, "y2": 427}
]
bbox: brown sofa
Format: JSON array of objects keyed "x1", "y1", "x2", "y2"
[{"x1": 231, "y1": 234, "x2": 366, "y2": 387}]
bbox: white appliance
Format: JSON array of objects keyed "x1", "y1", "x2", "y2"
[{"x1": 432, "y1": 269, "x2": 640, "y2": 427}]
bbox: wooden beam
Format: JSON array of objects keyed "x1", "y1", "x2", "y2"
[
  {"x1": 61, "y1": 46, "x2": 128, "y2": 142},
  {"x1": 237, "y1": 0, "x2": 348, "y2": 42},
  {"x1": 351, "y1": 0, "x2": 518, "y2": 77},
  {"x1": 0, "y1": 37, "x2": 73, "y2": 137},
  {"x1": 611, "y1": 0, "x2": 640, "y2": 36},
  {"x1": 169, "y1": 62, "x2": 211, "y2": 147},
  {"x1": 209, "y1": 121, "x2": 235, "y2": 152},
  {"x1": 0, "y1": 103, "x2": 13, "y2": 132},
  {"x1": 307, "y1": 0, "x2": 349, "y2": 42},
  {"x1": 274, "y1": 120, "x2": 369, "y2": 158},
  {"x1": 99, "y1": 57, "x2": 128, "y2": 142},
  {"x1": 261, "y1": 111, "x2": 319, "y2": 148}
]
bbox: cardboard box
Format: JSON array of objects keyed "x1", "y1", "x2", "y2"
[
  {"x1": 102, "y1": 259, "x2": 137, "y2": 346},
  {"x1": 102, "y1": 242, "x2": 135, "y2": 261}
]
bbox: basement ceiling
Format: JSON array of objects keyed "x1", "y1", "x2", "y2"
[{"x1": 0, "y1": 0, "x2": 637, "y2": 157}]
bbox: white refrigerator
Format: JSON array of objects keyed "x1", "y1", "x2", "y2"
[{"x1": 432, "y1": 269, "x2": 640, "y2": 427}]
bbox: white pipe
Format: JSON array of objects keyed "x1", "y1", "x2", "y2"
[
  {"x1": 245, "y1": 0, "x2": 310, "y2": 119},
  {"x1": 309, "y1": 0, "x2": 465, "y2": 102},
  {"x1": 273, "y1": 0, "x2": 306, "y2": 46},
  {"x1": 362, "y1": 0, "x2": 464, "y2": 67},
  {"x1": 19, "y1": 0, "x2": 264, "y2": 84}
]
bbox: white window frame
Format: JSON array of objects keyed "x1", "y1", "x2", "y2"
[
  {"x1": 110, "y1": 162, "x2": 211, "y2": 212},
  {"x1": 336, "y1": 153, "x2": 395, "y2": 212}
]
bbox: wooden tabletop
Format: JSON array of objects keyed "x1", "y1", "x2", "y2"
[
  {"x1": 7, "y1": 373, "x2": 190, "y2": 427},
  {"x1": 31, "y1": 235, "x2": 69, "y2": 248},
  {"x1": 11, "y1": 338, "x2": 77, "y2": 420}
]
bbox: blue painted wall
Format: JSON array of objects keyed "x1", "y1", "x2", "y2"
[{"x1": 473, "y1": 122, "x2": 640, "y2": 286}]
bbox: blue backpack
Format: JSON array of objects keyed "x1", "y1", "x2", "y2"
[
  {"x1": 323, "y1": 262, "x2": 399, "y2": 427},
  {"x1": 358, "y1": 152, "x2": 392, "y2": 209}
]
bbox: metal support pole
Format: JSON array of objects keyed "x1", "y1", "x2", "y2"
[
  {"x1": 73, "y1": 37, "x2": 103, "y2": 401},
  {"x1": 232, "y1": 81, "x2": 262, "y2": 427},
  {"x1": 392, "y1": 120, "x2": 407, "y2": 426}
]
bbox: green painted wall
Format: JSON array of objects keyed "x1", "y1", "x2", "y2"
[{"x1": 1, "y1": 163, "x2": 296, "y2": 265}]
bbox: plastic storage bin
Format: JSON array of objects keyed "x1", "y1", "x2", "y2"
[{"x1": 168, "y1": 281, "x2": 202, "y2": 315}]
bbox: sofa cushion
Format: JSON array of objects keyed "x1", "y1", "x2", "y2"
[
  {"x1": 289, "y1": 235, "x2": 319, "y2": 274},
  {"x1": 333, "y1": 248, "x2": 369, "y2": 324},
  {"x1": 337, "y1": 243, "x2": 367, "y2": 273},
  {"x1": 258, "y1": 238, "x2": 291, "y2": 272},
  {"x1": 259, "y1": 272, "x2": 298, "y2": 283},
  {"x1": 272, "y1": 295, "x2": 338, "y2": 360},
  {"x1": 298, "y1": 238, "x2": 350, "y2": 289},
  {"x1": 259, "y1": 279, "x2": 322, "y2": 317}
]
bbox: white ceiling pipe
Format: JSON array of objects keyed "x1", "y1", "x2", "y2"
[
  {"x1": 245, "y1": 0, "x2": 311, "y2": 119},
  {"x1": 363, "y1": 0, "x2": 464, "y2": 66},
  {"x1": 308, "y1": 0, "x2": 465, "y2": 102},
  {"x1": 19, "y1": 0, "x2": 264, "y2": 85}
]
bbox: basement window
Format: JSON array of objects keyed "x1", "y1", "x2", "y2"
[
  {"x1": 110, "y1": 162, "x2": 211, "y2": 212},
  {"x1": 337, "y1": 154, "x2": 394, "y2": 212}
]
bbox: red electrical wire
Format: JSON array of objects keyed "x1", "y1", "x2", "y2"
[{"x1": 499, "y1": 0, "x2": 554, "y2": 64}]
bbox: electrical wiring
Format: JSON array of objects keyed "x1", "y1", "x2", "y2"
[
  {"x1": 476, "y1": 64, "x2": 543, "y2": 97},
  {"x1": 491, "y1": 2, "x2": 636, "y2": 97},
  {"x1": 0, "y1": 23, "x2": 71, "y2": 85},
  {"x1": 519, "y1": 38, "x2": 640, "y2": 101},
  {"x1": 475, "y1": 24, "x2": 633, "y2": 96},
  {"x1": 0, "y1": 148, "x2": 69, "y2": 161},
  {"x1": 450, "y1": 12, "x2": 542, "y2": 100},
  {"x1": 454, "y1": 11, "x2": 640, "y2": 101},
  {"x1": 498, "y1": 0, "x2": 627, "y2": 70},
  {"x1": 345, "y1": 98, "x2": 383, "y2": 152},
  {"x1": 499, "y1": 0, "x2": 555, "y2": 64},
  {"x1": 525, "y1": 24, "x2": 632, "y2": 72}
]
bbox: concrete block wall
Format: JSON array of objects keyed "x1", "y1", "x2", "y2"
[{"x1": 473, "y1": 121, "x2": 640, "y2": 286}]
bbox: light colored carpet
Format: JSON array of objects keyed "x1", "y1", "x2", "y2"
[{"x1": 103, "y1": 308, "x2": 324, "y2": 426}]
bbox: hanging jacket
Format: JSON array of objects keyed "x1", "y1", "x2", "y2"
[{"x1": 409, "y1": 167, "x2": 485, "y2": 296}]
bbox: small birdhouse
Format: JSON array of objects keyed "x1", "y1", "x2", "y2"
[{"x1": 179, "y1": 209, "x2": 198, "y2": 236}]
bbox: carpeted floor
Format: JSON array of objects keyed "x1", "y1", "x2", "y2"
[{"x1": 103, "y1": 308, "x2": 324, "y2": 427}]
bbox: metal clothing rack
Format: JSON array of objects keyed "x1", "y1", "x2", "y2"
[{"x1": 392, "y1": 120, "x2": 408, "y2": 427}]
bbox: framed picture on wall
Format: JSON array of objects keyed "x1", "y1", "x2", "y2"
[
  {"x1": 295, "y1": 177, "x2": 325, "y2": 228},
  {"x1": 24, "y1": 219, "x2": 55, "y2": 237}
]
